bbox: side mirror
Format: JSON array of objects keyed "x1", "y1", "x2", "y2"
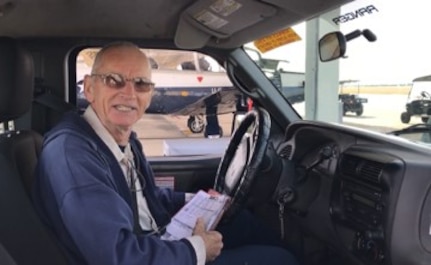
[
  {"x1": 319, "y1": 29, "x2": 376, "y2": 62},
  {"x1": 318, "y1": 32, "x2": 346, "y2": 62}
]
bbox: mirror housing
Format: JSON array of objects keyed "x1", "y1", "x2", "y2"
[
  {"x1": 318, "y1": 31, "x2": 346, "y2": 62},
  {"x1": 319, "y1": 29, "x2": 376, "y2": 62}
]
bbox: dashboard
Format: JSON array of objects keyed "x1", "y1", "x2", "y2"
[{"x1": 276, "y1": 120, "x2": 431, "y2": 265}]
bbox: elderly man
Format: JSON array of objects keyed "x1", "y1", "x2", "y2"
[{"x1": 33, "y1": 42, "x2": 298, "y2": 265}]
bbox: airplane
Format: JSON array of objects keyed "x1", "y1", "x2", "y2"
[{"x1": 76, "y1": 48, "x2": 305, "y2": 136}]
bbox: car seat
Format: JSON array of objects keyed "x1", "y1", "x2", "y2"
[
  {"x1": 0, "y1": 243, "x2": 17, "y2": 265},
  {"x1": 0, "y1": 37, "x2": 68, "y2": 264}
]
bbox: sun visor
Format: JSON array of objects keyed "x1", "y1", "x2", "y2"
[
  {"x1": 175, "y1": 18, "x2": 212, "y2": 49},
  {"x1": 175, "y1": 0, "x2": 277, "y2": 49}
]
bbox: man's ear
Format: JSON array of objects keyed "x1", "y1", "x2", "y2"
[{"x1": 83, "y1": 75, "x2": 95, "y2": 103}]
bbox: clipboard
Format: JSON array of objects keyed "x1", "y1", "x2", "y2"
[{"x1": 161, "y1": 190, "x2": 230, "y2": 240}]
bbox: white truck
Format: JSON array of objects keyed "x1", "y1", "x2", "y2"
[{"x1": 245, "y1": 47, "x2": 305, "y2": 104}]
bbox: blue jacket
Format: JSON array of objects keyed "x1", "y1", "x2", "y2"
[{"x1": 32, "y1": 111, "x2": 197, "y2": 265}]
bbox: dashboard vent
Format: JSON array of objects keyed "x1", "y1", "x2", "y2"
[
  {"x1": 279, "y1": 144, "x2": 293, "y2": 158},
  {"x1": 340, "y1": 155, "x2": 360, "y2": 177},
  {"x1": 358, "y1": 160, "x2": 384, "y2": 184},
  {"x1": 340, "y1": 155, "x2": 384, "y2": 184}
]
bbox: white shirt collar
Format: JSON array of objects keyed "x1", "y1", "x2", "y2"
[{"x1": 82, "y1": 106, "x2": 130, "y2": 163}]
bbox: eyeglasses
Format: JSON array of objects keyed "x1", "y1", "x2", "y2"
[
  {"x1": 126, "y1": 159, "x2": 146, "y2": 193},
  {"x1": 91, "y1": 73, "x2": 155, "y2": 93}
]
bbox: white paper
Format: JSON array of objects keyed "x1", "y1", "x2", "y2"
[{"x1": 161, "y1": 190, "x2": 230, "y2": 241}]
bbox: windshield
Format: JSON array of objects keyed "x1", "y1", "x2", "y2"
[
  {"x1": 407, "y1": 78, "x2": 431, "y2": 102},
  {"x1": 245, "y1": 0, "x2": 431, "y2": 145}
]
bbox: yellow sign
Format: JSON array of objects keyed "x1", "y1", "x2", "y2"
[
  {"x1": 253, "y1": 27, "x2": 301, "y2": 53},
  {"x1": 79, "y1": 48, "x2": 100, "y2": 67}
]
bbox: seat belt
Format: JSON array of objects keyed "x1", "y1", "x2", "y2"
[
  {"x1": 31, "y1": 92, "x2": 77, "y2": 134},
  {"x1": 33, "y1": 93, "x2": 76, "y2": 113}
]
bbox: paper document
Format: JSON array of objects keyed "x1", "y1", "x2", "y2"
[{"x1": 161, "y1": 190, "x2": 230, "y2": 241}]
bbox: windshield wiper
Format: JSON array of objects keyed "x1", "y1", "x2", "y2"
[{"x1": 388, "y1": 123, "x2": 431, "y2": 136}]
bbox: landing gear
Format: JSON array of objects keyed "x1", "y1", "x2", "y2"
[
  {"x1": 187, "y1": 115, "x2": 204, "y2": 133},
  {"x1": 204, "y1": 113, "x2": 223, "y2": 138},
  {"x1": 204, "y1": 126, "x2": 223, "y2": 138},
  {"x1": 187, "y1": 115, "x2": 224, "y2": 137}
]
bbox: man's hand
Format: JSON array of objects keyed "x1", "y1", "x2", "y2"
[{"x1": 193, "y1": 218, "x2": 223, "y2": 262}]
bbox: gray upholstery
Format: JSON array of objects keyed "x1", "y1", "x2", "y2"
[
  {"x1": 0, "y1": 37, "x2": 34, "y2": 122},
  {"x1": 0, "y1": 37, "x2": 68, "y2": 265},
  {"x1": 0, "y1": 243, "x2": 17, "y2": 265}
]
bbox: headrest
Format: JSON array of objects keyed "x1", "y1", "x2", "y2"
[{"x1": 0, "y1": 37, "x2": 34, "y2": 123}]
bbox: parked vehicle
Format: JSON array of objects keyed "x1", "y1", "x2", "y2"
[
  {"x1": 339, "y1": 79, "x2": 368, "y2": 116},
  {"x1": 400, "y1": 75, "x2": 431, "y2": 123},
  {"x1": 246, "y1": 47, "x2": 305, "y2": 104}
]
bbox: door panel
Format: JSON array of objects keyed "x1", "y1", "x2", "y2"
[{"x1": 148, "y1": 156, "x2": 221, "y2": 193}]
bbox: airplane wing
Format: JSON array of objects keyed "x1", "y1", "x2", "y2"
[{"x1": 170, "y1": 87, "x2": 241, "y2": 116}]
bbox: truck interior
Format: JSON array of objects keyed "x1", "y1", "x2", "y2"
[{"x1": 0, "y1": 1, "x2": 430, "y2": 265}]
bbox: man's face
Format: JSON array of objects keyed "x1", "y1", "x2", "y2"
[{"x1": 83, "y1": 46, "x2": 153, "y2": 134}]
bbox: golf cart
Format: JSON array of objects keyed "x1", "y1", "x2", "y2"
[
  {"x1": 400, "y1": 75, "x2": 431, "y2": 124},
  {"x1": 338, "y1": 79, "x2": 368, "y2": 116}
]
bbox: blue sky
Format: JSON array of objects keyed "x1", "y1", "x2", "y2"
[{"x1": 251, "y1": 0, "x2": 430, "y2": 85}]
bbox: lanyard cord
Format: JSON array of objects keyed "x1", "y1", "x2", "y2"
[{"x1": 126, "y1": 158, "x2": 144, "y2": 235}]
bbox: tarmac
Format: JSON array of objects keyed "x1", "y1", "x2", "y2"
[
  {"x1": 135, "y1": 94, "x2": 423, "y2": 156},
  {"x1": 133, "y1": 113, "x2": 234, "y2": 156}
]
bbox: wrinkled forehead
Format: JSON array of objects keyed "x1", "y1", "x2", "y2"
[{"x1": 96, "y1": 46, "x2": 152, "y2": 77}]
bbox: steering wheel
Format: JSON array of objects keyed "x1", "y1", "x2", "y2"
[{"x1": 213, "y1": 107, "x2": 271, "y2": 220}]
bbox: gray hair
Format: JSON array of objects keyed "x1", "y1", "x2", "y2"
[{"x1": 91, "y1": 41, "x2": 146, "y2": 74}]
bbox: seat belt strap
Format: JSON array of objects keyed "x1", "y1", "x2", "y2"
[{"x1": 33, "y1": 93, "x2": 75, "y2": 113}]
